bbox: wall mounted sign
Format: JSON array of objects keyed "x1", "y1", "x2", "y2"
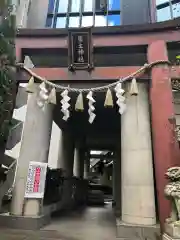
[
  {"x1": 24, "y1": 161, "x2": 48, "y2": 199},
  {"x1": 68, "y1": 28, "x2": 93, "y2": 71}
]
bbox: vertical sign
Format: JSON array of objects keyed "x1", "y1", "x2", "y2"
[
  {"x1": 68, "y1": 28, "x2": 93, "y2": 70},
  {"x1": 24, "y1": 161, "x2": 48, "y2": 199}
]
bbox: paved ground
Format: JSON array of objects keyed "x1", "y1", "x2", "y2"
[
  {"x1": 0, "y1": 204, "x2": 117, "y2": 240},
  {"x1": 43, "y1": 204, "x2": 117, "y2": 240},
  {"x1": 0, "y1": 230, "x2": 76, "y2": 240}
]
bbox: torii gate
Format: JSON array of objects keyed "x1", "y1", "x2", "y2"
[{"x1": 12, "y1": 22, "x2": 180, "y2": 235}]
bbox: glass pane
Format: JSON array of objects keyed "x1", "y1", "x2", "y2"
[
  {"x1": 95, "y1": 0, "x2": 100, "y2": 11},
  {"x1": 48, "y1": 0, "x2": 55, "y2": 12},
  {"x1": 84, "y1": 0, "x2": 93, "y2": 11},
  {"x1": 157, "y1": 6, "x2": 171, "y2": 21},
  {"x1": 95, "y1": 15, "x2": 107, "y2": 26},
  {"x1": 156, "y1": 0, "x2": 169, "y2": 5},
  {"x1": 57, "y1": 0, "x2": 68, "y2": 13},
  {"x1": 108, "y1": 14, "x2": 120, "y2": 26},
  {"x1": 56, "y1": 17, "x2": 66, "y2": 28},
  {"x1": 46, "y1": 17, "x2": 53, "y2": 27},
  {"x1": 172, "y1": 3, "x2": 180, "y2": 18},
  {"x1": 69, "y1": 17, "x2": 80, "y2": 27},
  {"x1": 109, "y1": 0, "x2": 120, "y2": 10},
  {"x1": 82, "y1": 16, "x2": 93, "y2": 27},
  {"x1": 71, "y1": 0, "x2": 81, "y2": 12}
]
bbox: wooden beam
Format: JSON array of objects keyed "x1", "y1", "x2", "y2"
[
  {"x1": 17, "y1": 66, "x2": 180, "y2": 83},
  {"x1": 17, "y1": 66, "x2": 148, "y2": 82},
  {"x1": 15, "y1": 29, "x2": 180, "y2": 49}
]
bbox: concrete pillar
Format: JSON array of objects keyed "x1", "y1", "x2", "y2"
[
  {"x1": 99, "y1": 167, "x2": 109, "y2": 185},
  {"x1": 121, "y1": 0, "x2": 151, "y2": 25},
  {"x1": 73, "y1": 148, "x2": 81, "y2": 178},
  {"x1": 27, "y1": 0, "x2": 49, "y2": 28},
  {"x1": 84, "y1": 154, "x2": 90, "y2": 179},
  {"x1": 16, "y1": 0, "x2": 31, "y2": 27},
  {"x1": 73, "y1": 148, "x2": 84, "y2": 178},
  {"x1": 57, "y1": 131, "x2": 74, "y2": 208},
  {"x1": 57, "y1": 131, "x2": 74, "y2": 177},
  {"x1": 48, "y1": 122, "x2": 62, "y2": 169},
  {"x1": 113, "y1": 150, "x2": 121, "y2": 217},
  {"x1": 121, "y1": 82, "x2": 156, "y2": 225},
  {"x1": 148, "y1": 40, "x2": 180, "y2": 230},
  {"x1": 11, "y1": 86, "x2": 53, "y2": 216}
]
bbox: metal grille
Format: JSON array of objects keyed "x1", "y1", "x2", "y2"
[
  {"x1": 46, "y1": 0, "x2": 121, "y2": 28},
  {"x1": 156, "y1": 0, "x2": 180, "y2": 21}
]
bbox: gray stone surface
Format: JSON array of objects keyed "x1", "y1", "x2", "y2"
[
  {"x1": 116, "y1": 220, "x2": 160, "y2": 240},
  {"x1": 0, "y1": 206, "x2": 161, "y2": 240},
  {"x1": 0, "y1": 214, "x2": 50, "y2": 230},
  {"x1": 165, "y1": 222, "x2": 180, "y2": 239},
  {"x1": 11, "y1": 88, "x2": 53, "y2": 216},
  {"x1": 163, "y1": 233, "x2": 177, "y2": 240},
  {"x1": 121, "y1": 82, "x2": 156, "y2": 225},
  {"x1": 0, "y1": 229, "x2": 77, "y2": 240},
  {"x1": 43, "y1": 205, "x2": 117, "y2": 240}
]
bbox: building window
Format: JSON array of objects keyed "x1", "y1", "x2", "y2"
[
  {"x1": 46, "y1": 0, "x2": 121, "y2": 28},
  {"x1": 156, "y1": 0, "x2": 180, "y2": 22}
]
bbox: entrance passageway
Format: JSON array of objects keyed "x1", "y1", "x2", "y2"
[
  {"x1": 41, "y1": 89, "x2": 120, "y2": 239},
  {"x1": 43, "y1": 204, "x2": 117, "y2": 240}
]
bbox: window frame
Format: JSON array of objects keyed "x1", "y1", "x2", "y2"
[
  {"x1": 46, "y1": 0, "x2": 121, "y2": 28},
  {"x1": 156, "y1": 0, "x2": 180, "y2": 21}
]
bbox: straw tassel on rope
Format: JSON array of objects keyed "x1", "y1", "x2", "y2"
[
  {"x1": 75, "y1": 92, "x2": 84, "y2": 111},
  {"x1": 104, "y1": 88, "x2": 114, "y2": 107},
  {"x1": 129, "y1": 78, "x2": 138, "y2": 96},
  {"x1": 48, "y1": 87, "x2": 57, "y2": 105},
  {"x1": 26, "y1": 76, "x2": 35, "y2": 93}
]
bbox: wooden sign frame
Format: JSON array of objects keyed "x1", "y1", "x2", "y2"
[{"x1": 68, "y1": 28, "x2": 93, "y2": 71}]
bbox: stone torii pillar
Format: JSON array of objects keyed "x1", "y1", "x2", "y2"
[
  {"x1": 73, "y1": 147, "x2": 85, "y2": 178},
  {"x1": 121, "y1": 82, "x2": 156, "y2": 225},
  {"x1": 57, "y1": 131, "x2": 74, "y2": 178},
  {"x1": 11, "y1": 84, "x2": 54, "y2": 216}
]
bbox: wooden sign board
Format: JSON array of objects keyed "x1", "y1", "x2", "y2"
[{"x1": 68, "y1": 28, "x2": 93, "y2": 70}]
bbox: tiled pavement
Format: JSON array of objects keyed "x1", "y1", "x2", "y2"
[
  {"x1": 0, "y1": 229, "x2": 78, "y2": 240},
  {"x1": 0, "y1": 205, "x2": 117, "y2": 240}
]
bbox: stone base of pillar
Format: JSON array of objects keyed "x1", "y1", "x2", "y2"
[
  {"x1": 163, "y1": 222, "x2": 180, "y2": 240},
  {"x1": 163, "y1": 233, "x2": 176, "y2": 240},
  {"x1": 114, "y1": 208, "x2": 121, "y2": 218},
  {"x1": 0, "y1": 213, "x2": 50, "y2": 230},
  {"x1": 116, "y1": 220, "x2": 160, "y2": 240}
]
